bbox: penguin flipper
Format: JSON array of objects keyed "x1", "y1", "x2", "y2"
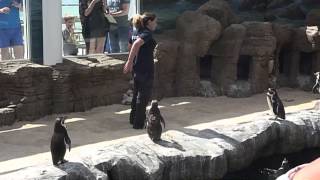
[
  {"x1": 64, "y1": 132, "x2": 71, "y2": 152},
  {"x1": 277, "y1": 103, "x2": 285, "y2": 120},
  {"x1": 160, "y1": 115, "x2": 165, "y2": 129}
]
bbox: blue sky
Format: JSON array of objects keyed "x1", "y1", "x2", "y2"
[{"x1": 62, "y1": 0, "x2": 78, "y2": 4}]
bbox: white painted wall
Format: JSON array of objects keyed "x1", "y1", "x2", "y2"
[{"x1": 42, "y1": 0, "x2": 62, "y2": 65}]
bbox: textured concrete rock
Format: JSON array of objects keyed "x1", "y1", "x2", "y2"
[
  {"x1": 0, "y1": 108, "x2": 15, "y2": 126},
  {"x1": 241, "y1": 21, "x2": 277, "y2": 56},
  {"x1": 292, "y1": 27, "x2": 317, "y2": 52},
  {"x1": 225, "y1": 81, "x2": 252, "y2": 98},
  {"x1": 209, "y1": 24, "x2": 246, "y2": 88},
  {"x1": 175, "y1": 11, "x2": 222, "y2": 96},
  {"x1": 0, "y1": 162, "x2": 109, "y2": 180},
  {"x1": 297, "y1": 75, "x2": 313, "y2": 91},
  {"x1": 153, "y1": 33, "x2": 179, "y2": 99},
  {"x1": 176, "y1": 11, "x2": 222, "y2": 57},
  {"x1": 2, "y1": 110, "x2": 320, "y2": 180},
  {"x1": 52, "y1": 57, "x2": 130, "y2": 113},
  {"x1": 0, "y1": 63, "x2": 53, "y2": 122},
  {"x1": 272, "y1": 23, "x2": 294, "y2": 46},
  {"x1": 306, "y1": 9, "x2": 320, "y2": 26},
  {"x1": 197, "y1": 0, "x2": 239, "y2": 28},
  {"x1": 0, "y1": 56, "x2": 131, "y2": 126},
  {"x1": 199, "y1": 80, "x2": 220, "y2": 97},
  {"x1": 0, "y1": 165, "x2": 67, "y2": 180}
]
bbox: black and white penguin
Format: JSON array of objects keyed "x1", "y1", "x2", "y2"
[
  {"x1": 146, "y1": 100, "x2": 165, "y2": 142},
  {"x1": 312, "y1": 72, "x2": 320, "y2": 94},
  {"x1": 266, "y1": 88, "x2": 286, "y2": 120},
  {"x1": 50, "y1": 116, "x2": 71, "y2": 166},
  {"x1": 261, "y1": 158, "x2": 290, "y2": 178}
]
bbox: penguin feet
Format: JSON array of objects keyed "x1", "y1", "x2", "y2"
[{"x1": 61, "y1": 159, "x2": 69, "y2": 164}]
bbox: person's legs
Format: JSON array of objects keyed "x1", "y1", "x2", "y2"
[
  {"x1": 12, "y1": 46, "x2": 24, "y2": 59},
  {"x1": 0, "y1": 48, "x2": 11, "y2": 60},
  {"x1": 11, "y1": 28, "x2": 24, "y2": 59},
  {"x1": 133, "y1": 79, "x2": 153, "y2": 129},
  {"x1": 89, "y1": 38, "x2": 97, "y2": 54},
  {"x1": 130, "y1": 79, "x2": 138, "y2": 125},
  {"x1": 104, "y1": 32, "x2": 111, "y2": 53},
  {"x1": 118, "y1": 25, "x2": 129, "y2": 53},
  {"x1": 0, "y1": 29, "x2": 11, "y2": 60},
  {"x1": 85, "y1": 40, "x2": 90, "y2": 55},
  {"x1": 96, "y1": 36, "x2": 106, "y2": 53},
  {"x1": 108, "y1": 27, "x2": 120, "y2": 53}
]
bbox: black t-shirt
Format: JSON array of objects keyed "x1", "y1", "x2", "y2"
[{"x1": 130, "y1": 28, "x2": 157, "y2": 81}]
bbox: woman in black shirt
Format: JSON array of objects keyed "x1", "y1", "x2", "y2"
[{"x1": 123, "y1": 12, "x2": 157, "y2": 129}]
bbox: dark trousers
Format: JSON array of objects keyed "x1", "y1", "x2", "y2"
[{"x1": 130, "y1": 78, "x2": 153, "y2": 129}]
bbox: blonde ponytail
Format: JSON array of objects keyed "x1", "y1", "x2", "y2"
[
  {"x1": 132, "y1": 12, "x2": 157, "y2": 30},
  {"x1": 132, "y1": 14, "x2": 143, "y2": 30}
]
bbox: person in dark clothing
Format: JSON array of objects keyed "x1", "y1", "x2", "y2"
[
  {"x1": 105, "y1": 0, "x2": 130, "y2": 53},
  {"x1": 79, "y1": 0, "x2": 109, "y2": 54},
  {"x1": 123, "y1": 12, "x2": 157, "y2": 129}
]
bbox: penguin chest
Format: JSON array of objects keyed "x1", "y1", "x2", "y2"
[
  {"x1": 266, "y1": 96, "x2": 275, "y2": 115},
  {"x1": 51, "y1": 133, "x2": 67, "y2": 151},
  {"x1": 147, "y1": 121, "x2": 162, "y2": 139}
]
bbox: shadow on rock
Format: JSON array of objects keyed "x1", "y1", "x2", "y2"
[
  {"x1": 183, "y1": 128, "x2": 240, "y2": 146},
  {"x1": 155, "y1": 139, "x2": 186, "y2": 152}
]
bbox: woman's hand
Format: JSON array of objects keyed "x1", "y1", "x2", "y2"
[
  {"x1": 0, "y1": 7, "x2": 10, "y2": 14},
  {"x1": 123, "y1": 60, "x2": 133, "y2": 74},
  {"x1": 92, "y1": 0, "x2": 100, "y2": 5},
  {"x1": 11, "y1": 1, "x2": 22, "y2": 9}
]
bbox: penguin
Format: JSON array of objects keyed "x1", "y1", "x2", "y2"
[
  {"x1": 312, "y1": 72, "x2": 320, "y2": 94},
  {"x1": 146, "y1": 100, "x2": 165, "y2": 142},
  {"x1": 261, "y1": 158, "x2": 290, "y2": 179},
  {"x1": 266, "y1": 88, "x2": 286, "y2": 120},
  {"x1": 50, "y1": 116, "x2": 71, "y2": 166}
]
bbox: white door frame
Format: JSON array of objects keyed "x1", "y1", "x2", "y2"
[
  {"x1": 42, "y1": 0, "x2": 62, "y2": 65},
  {"x1": 23, "y1": 0, "x2": 31, "y2": 60}
]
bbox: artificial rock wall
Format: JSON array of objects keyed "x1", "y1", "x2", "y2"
[{"x1": 1, "y1": 110, "x2": 320, "y2": 180}]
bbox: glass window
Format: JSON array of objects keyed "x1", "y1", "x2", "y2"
[
  {"x1": 62, "y1": 0, "x2": 136, "y2": 56},
  {"x1": 142, "y1": 0, "x2": 208, "y2": 33},
  {"x1": 0, "y1": 0, "x2": 30, "y2": 60}
]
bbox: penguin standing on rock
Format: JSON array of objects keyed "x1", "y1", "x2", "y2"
[
  {"x1": 50, "y1": 116, "x2": 71, "y2": 166},
  {"x1": 312, "y1": 72, "x2": 320, "y2": 94},
  {"x1": 266, "y1": 88, "x2": 286, "y2": 120},
  {"x1": 146, "y1": 100, "x2": 165, "y2": 142}
]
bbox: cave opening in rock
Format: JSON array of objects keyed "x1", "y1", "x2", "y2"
[
  {"x1": 237, "y1": 55, "x2": 252, "y2": 81},
  {"x1": 198, "y1": 55, "x2": 213, "y2": 81},
  {"x1": 299, "y1": 52, "x2": 313, "y2": 75},
  {"x1": 279, "y1": 49, "x2": 290, "y2": 75}
]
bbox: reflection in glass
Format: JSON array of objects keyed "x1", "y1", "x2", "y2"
[
  {"x1": 142, "y1": 0, "x2": 208, "y2": 33},
  {"x1": 62, "y1": 0, "x2": 133, "y2": 56},
  {"x1": 0, "y1": 0, "x2": 26, "y2": 60},
  {"x1": 62, "y1": 1, "x2": 85, "y2": 55},
  {"x1": 105, "y1": 0, "x2": 130, "y2": 53},
  {"x1": 63, "y1": 16, "x2": 78, "y2": 55}
]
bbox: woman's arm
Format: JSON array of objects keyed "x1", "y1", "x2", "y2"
[
  {"x1": 110, "y1": 3, "x2": 129, "y2": 17},
  {"x1": 84, "y1": 0, "x2": 99, "y2": 17},
  {"x1": 123, "y1": 38, "x2": 144, "y2": 74},
  {"x1": 11, "y1": 0, "x2": 22, "y2": 11},
  {"x1": 0, "y1": 7, "x2": 10, "y2": 14}
]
